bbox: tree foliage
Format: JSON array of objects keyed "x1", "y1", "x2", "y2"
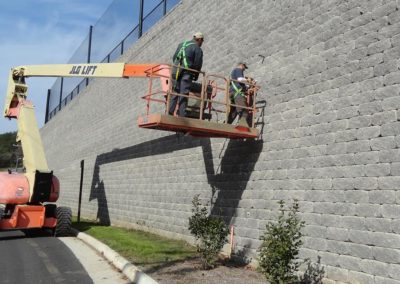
[
  {"x1": 259, "y1": 200, "x2": 305, "y2": 284},
  {"x1": 0, "y1": 132, "x2": 17, "y2": 168},
  {"x1": 188, "y1": 195, "x2": 229, "y2": 269}
]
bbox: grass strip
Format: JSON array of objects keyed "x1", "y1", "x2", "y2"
[{"x1": 72, "y1": 219, "x2": 196, "y2": 270}]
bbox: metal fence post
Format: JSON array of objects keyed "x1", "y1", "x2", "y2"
[
  {"x1": 58, "y1": 78, "x2": 64, "y2": 111},
  {"x1": 45, "y1": 89, "x2": 51, "y2": 123},
  {"x1": 77, "y1": 159, "x2": 84, "y2": 223},
  {"x1": 86, "y1": 25, "x2": 93, "y2": 86},
  {"x1": 138, "y1": 0, "x2": 144, "y2": 37}
]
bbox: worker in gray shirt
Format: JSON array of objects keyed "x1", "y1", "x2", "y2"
[
  {"x1": 227, "y1": 62, "x2": 250, "y2": 127},
  {"x1": 169, "y1": 32, "x2": 204, "y2": 117}
]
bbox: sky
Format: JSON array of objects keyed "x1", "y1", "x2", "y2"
[{"x1": 0, "y1": 0, "x2": 113, "y2": 134}]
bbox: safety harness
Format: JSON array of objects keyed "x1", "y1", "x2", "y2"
[
  {"x1": 231, "y1": 80, "x2": 245, "y2": 99},
  {"x1": 175, "y1": 40, "x2": 195, "y2": 80}
]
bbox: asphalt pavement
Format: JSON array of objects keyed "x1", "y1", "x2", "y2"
[{"x1": 0, "y1": 229, "x2": 127, "y2": 284}]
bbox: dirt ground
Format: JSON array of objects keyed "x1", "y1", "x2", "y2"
[{"x1": 146, "y1": 257, "x2": 266, "y2": 284}]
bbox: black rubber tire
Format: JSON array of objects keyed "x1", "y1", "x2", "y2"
[
  {"x1": 55, "y1": 206, "x2": 72, "y2": 237},
  {"x1": 45, "y1": 204, "x2": 57, "y2": 218}
]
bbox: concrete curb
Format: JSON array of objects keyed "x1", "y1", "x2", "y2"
[{"x1": 71, "y1": 228, "x2": 159, "y2": 284}]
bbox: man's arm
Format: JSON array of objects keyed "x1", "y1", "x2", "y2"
[
  {"x1": 237, "y1": 69, "x2": 246, "y2": 82},
  {"x1": 193, "y1": 47, "x2": 203, "y2": 71},
  {"x1": 192, "y1": 48, "x2": 203, "y2": 80}
]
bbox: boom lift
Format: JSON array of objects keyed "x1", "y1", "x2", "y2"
[{"x1": 0, "y1": 62, "x2": 260, "y2": 234}]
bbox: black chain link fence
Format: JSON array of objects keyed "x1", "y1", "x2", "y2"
[{"x1": 46, "y1": 0, "x2": 180, "y2": 122}]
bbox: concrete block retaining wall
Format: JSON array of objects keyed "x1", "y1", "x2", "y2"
[{"x1": 41, "y1": 1, "x2": 400, "y2": 282}]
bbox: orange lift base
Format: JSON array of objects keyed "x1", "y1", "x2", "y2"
[{"x1": 138, "y1": 114, "x2": 259, "y2": 139}]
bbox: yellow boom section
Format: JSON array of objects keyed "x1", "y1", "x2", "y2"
[
  {"x1": 4, "y1": 63, "x2": 125, "y2": 117},
  {"x1": 21, "y1": 63, "x2": 125, "y2": 77},
  {"x1": 17, "y1": 104, "x2": 48, "y2": 172},
  {"x1": 18, "y1": 103, "x2": 50, "y2": 198}
]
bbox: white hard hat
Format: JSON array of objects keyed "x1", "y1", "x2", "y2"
[{"x1": 193, "y1": 32, "x2": 204, "y2": 39}]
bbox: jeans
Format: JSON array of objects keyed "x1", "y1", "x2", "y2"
[
  {"x1": 168, "y1": 73, "x2": 193, "y2": 117},
  {"x1": 227, "y1": 94, "x2": 248, "y2": 125}
]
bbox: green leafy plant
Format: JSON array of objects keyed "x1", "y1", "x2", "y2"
[
  {"x1": 259, "y1": 200, "x2": 305, "y2": 284},
  {"x1": 188, "y1": 194, "x2": 229, "y2": 269},
  {"x1": 300, "y1": 256, "x2": 325, "y2": 284},
  {"x1": 0, "y1": 132, "x2": 17, "y2": 168}
]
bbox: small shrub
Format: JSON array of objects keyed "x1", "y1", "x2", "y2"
[
  {"x1": 300, "y1": 256, "x2": 325, "y2": 284},
  {"x1": 258, "y1": 200, "x2": 305, "y2": 284},
  {"x1": 188, "y1": 195, "x2": 229, "y2": 269}
]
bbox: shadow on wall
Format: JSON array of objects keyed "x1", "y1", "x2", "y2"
[
  {"x1": 88, "y1": 135, "x2": 201, "y2": 225},
  {"x1": 201, "y1": 138, "x2": 263, "y2": 261},
  {"x1": 202, "y1": 139, "x2": 263, "y2": 224},
  {"x1": 89, "y1": 162, "x2": 111, "y2": 225},
  {"x1": 88, "y1": 134, "x2": 263, "y2": 226}
]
